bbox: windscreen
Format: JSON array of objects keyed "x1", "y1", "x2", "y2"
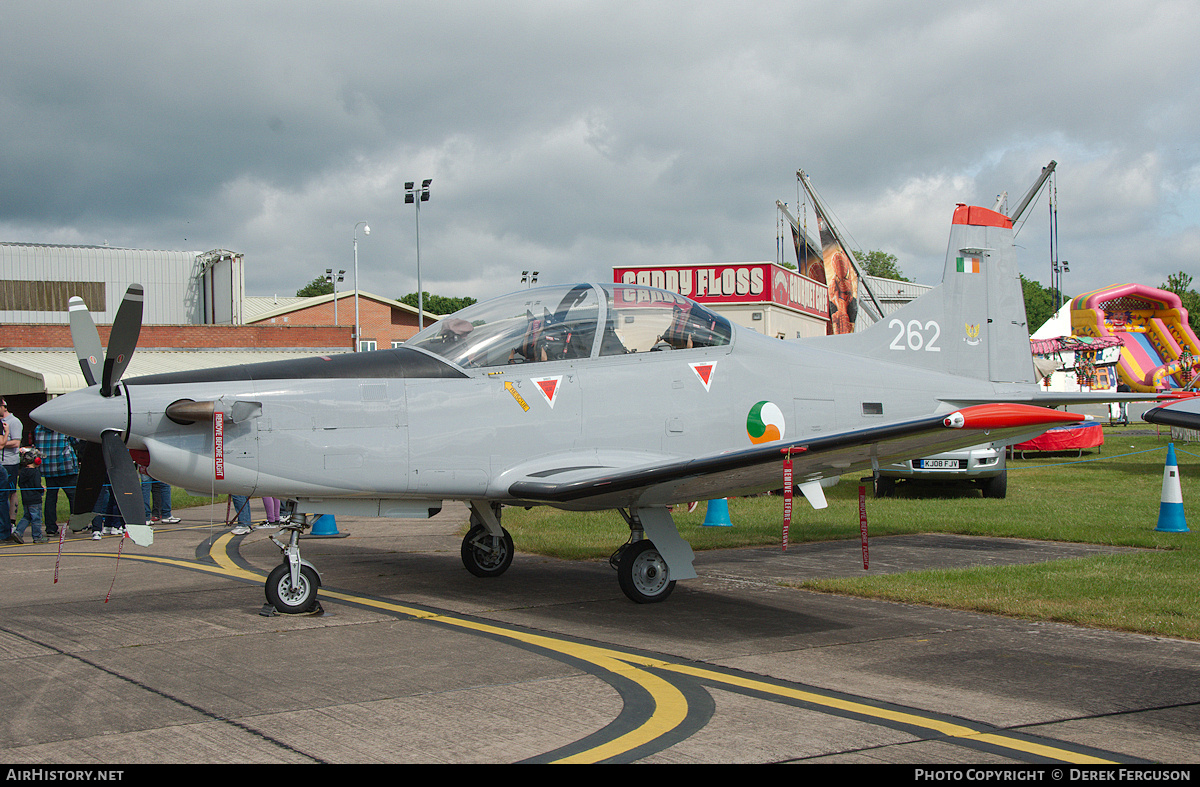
[
  {"x1": 407, "y1": 284, "x2": 599, "y2": 368},
  {"x1": 598, "y1": 285, "x2": 732, "y2": 355}
]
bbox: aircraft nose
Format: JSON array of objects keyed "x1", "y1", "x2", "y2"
[{"x1": 32, "y1": 386, "x2": 129, "y2": 442}]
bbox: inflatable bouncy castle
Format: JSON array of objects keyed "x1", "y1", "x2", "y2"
[{"x1": 1071, "y1": 283, "x2": 1200, "y2": 392}]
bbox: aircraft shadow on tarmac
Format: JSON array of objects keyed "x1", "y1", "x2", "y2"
[{"x1": 221, "y1": 532, "x2": 858, "y2": 642}]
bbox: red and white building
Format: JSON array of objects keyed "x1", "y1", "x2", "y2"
[
  {"x1": 613, "y1": 262, "x2": 932, "y2": 340},
  {"x1": 614, "y1": 262, "x2": 832, "y2": 339}
]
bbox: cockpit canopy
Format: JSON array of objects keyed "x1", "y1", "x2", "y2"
[{"x1": 407, "y1": 283, "x2": 732, "y2": 369}]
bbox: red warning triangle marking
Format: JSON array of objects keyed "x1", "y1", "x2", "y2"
[
  {"x1": 531, "y1": 376, "x2": 562, "y2": 408},
  {"x1": 689, "y1": 362, "x2": 716, "y2": 391}
]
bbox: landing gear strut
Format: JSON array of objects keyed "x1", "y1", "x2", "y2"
[{"x1": 263, "y1": 501, "x2": 322, "y2": 614}]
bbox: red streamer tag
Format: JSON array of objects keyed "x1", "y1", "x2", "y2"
[
  {"x1": 104, "y1": 533, "x2": 126, "y2": 603},
  {"x1": 782, "y1": 457, "x2": 793, "y2": 551},
  {"x1": 858, "y1": 485, "x2": 869, "y2": 570},
  {"x1": 53, "y1": 526, "x2": 66, "y2": 584}
]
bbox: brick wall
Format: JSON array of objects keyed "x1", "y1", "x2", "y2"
[{"x1": 253, "y1": 300, "x2": 426, "y2": 348}]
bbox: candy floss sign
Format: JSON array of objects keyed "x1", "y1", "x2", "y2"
[{"x1": 616, "y1": 264, "x2": 828, "y2": 319}]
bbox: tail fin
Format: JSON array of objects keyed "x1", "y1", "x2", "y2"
[{"x1": 820, "y1": 204, "x2": 1036, "y2": 385}]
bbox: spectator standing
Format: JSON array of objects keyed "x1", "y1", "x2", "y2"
[
  {"x1": 151, "y1": 478, "x2": 180, "y2": 524},
  {"x1": 14, "y1": 447, "x2": 44, "y2": 544},
  {"x1": 139, "y1": 463, "x2": 153, "y2": 525},
  {"x1": 33, "y1": 424, "x2": 78, "y2": 537},
  {"x1": 230, "y1": 494, "x2": 252, "y2": 535},
  {"x1": 90, "y1": 469, "x2": 125, "y2": 540},
  {"x1": 0, "y1": 398, "x2": 22, "y2": 543},
  {"x1": 262, "y1": 496, "x2": 281, "y2": 528}
]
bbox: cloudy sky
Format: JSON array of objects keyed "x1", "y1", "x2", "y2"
[{"x1": 3, "y1": 1, "x2": 1199, "y2": 306}]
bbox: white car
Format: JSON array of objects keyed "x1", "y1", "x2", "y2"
[{"x1": 875, "y1": 442, "x2": 1007, "y2": 499}]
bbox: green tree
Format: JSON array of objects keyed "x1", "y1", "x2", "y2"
[
  {"x1": 1021, "y1": 274, "x2": 1061, "y2": 333},
  {"x1": 1159, "y1": 271, "x2": 1200, "y2": 336},
  {"x1": 854, "y1": 249, "x2": 910, "y2": 282},
  {"x1": 399, "y1": 292, "x2": 477, "y2": 317},
  {"x1": 296, "y1": 276, "x2": 334, "y2": 297}
]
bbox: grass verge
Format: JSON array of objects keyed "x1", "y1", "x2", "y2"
[{"x1": 502, "y1": 429, "x2": 1200, "y2": 640}]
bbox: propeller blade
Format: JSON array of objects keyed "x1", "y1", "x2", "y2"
[
  {"x1": 67, "y1": 297, "x2": 103, "y2": 387},
  {"x1": 68, "y1": 441, "x2": 105, "y2": 532},
  {"x1": 102, "y1": 284, "x2": 144, "y2": 397},
  {"x1": 100, "y1": 430, "x2": 145, "y2": 531},
  {"x1": 67, "y1": 437, "x2": 153, "y2": 545}
]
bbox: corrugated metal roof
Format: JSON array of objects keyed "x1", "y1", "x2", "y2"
[
  {"x1": 862, "y1": 274, "x2": 932, "y2": 300},
  {"x1": 860, "y1": 275, "x2": 933, "y2": 319},
  {"x1": 0, "y1": 350, "x2": 347, "y2": 396},
  {"x1": 0, "y1": 241, "x2": 201, "y2": 253},
  {"x1": 242, "y1": 296, "x2": 310, "y2": 322}
]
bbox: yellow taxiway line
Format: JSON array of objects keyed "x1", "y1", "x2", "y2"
[{"x1": 1, "y1": 536, "x2": 1121, "y2": 765}]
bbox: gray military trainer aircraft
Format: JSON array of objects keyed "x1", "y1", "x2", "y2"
[{"x1": 33, "y1": 202, "x2": 1128, "y2": 610}]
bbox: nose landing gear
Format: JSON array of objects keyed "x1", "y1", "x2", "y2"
[{"x1": 261, "y1": 504, "x2": 323, "y2": 615}]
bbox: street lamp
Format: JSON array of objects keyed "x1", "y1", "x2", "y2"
[
  {"x1": 405, "y1": 179, "x2": 431, "y2": 329},
  {"x1": 522, "y1": 271, "x2": 539, "y2": 287},
  {"x1": 325, "y1": 268, "x2": 345, "y2": 325},
  {"x1": 353, "y1": 221, "x2": 370, "y2": 351}
]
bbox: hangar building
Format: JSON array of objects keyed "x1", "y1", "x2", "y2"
[
  {"x1": 0, "y1": 243, "x2": 351, "y2": 427},
  {"x1": 0, "y1": 243, "x2": 246, "y2": 325}
]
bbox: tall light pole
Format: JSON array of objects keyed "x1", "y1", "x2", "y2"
[
  {"x1": 325, "y1": 268, "x2": 345, "y2": 325},
  {"x1": 1048, "y1": 174, "x2": 1068, "y2": 314},
  {"x1": 1052, "y1": 259, "x2": 1070, "y2": 313},
  {"x1": 353, "y1": 221, "x2": 370, "y2": 351},
  {"x1": 405, "y1": 179, "x2": 431, "y2": 329}
]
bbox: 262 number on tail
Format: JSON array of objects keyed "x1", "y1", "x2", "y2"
[{"x1": 889, "y1": 319, "x2": 941, "y2": 352}]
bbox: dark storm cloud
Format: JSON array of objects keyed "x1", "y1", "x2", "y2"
[{"x1": 2, "y1": 1, "x2": 1198, "y2": 302}]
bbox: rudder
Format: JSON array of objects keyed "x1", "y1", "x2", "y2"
[{"x1": 812, "y1": 204, "x2": 1036, "y2": 385}]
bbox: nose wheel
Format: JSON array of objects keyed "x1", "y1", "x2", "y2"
[{"x1": 265, "y1": 562, "x2": 321, "y2": 614}]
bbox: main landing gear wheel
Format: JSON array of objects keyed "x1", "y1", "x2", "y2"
[
  {"x1": 461, "y1": 524, "x2": 514, "y2": 578},
  {"x1": 617, "y1": 539, "x2": 676, "y2": 604},
  {"x1": 874, "y1": 476, "x2": 896, "y2": 498},
  {"x1": 265, "y1": 563, "x2": 321, "y2": 614}
]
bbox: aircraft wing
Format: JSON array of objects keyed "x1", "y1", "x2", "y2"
[
  {"x1": 945, "y1": 391, "x2": 1163, "y2": 407},
  {"x1": 1143, "y1": 396, "x2": 1200, "y2": 429},
  {"x1": 506, "y1": 403, "x2": 1083, "y2": 510}
]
